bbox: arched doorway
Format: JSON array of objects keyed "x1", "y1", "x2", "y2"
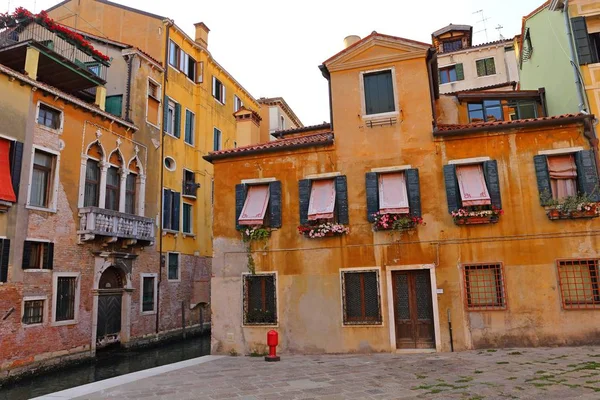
[{"x1": 97, "y1": 266, "x2": 125, "y2": 347}]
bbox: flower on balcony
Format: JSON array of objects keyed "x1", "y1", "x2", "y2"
[
  {"x1": 0, "y1": 8, "x2": 110, "y2": 62},
  {"x1": 297, "y1": 222, "x2": 349, "y2": 239},
  {"x1": 372, "y1": 212, "x2": 424, "y2": 232},
  {"x1": 541, "y1": 191, "x2": 600, "y2": 220},
  {"x1": 451, "y1": 205, "x2": 503, "y2": 224},
  {"x1": 240, "y1": 226, "x2": 271, "y2": 243}
]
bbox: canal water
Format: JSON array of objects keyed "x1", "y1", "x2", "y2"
[{"x1": 0, "y1": 334, "x2": 211, "y2": 400}]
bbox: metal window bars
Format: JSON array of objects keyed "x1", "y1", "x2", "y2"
[
  {"x1": 342, "y1": 270, "x2": 382, "y2": 325},
  {"x1": 557, "y1": 259, "x2": 600, "y2": 310},
  {"x1": 243, "y1": 274, "x2": 277, "y2": 325},
  {"x1": 463, "y1": 263, "x2": 507, "y2": 310}
]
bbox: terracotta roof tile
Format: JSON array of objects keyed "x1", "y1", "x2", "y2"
[
  {"x1": 276, "y1": 122, "x2": 331, "y2": 136},
  {"x1": 435, "y1": 113, "x2": 590, "y2": 135},
  {"x1": 444, "y1": 81, "x2": 517, "y2": 95},
  {"x1": 204, "y1": 132, "x2": 334, "y2": 161}
]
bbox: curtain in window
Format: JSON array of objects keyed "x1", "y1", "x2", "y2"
[
  {"x1": 378, "y1": 172, "x2": 409, "y2": 214},
  {"x1": 456, "y1": 164, "x2": 491, "y2": 206},
  {"x1": 105, "y1": 166, "x2": 120, "y2": 211},
  {"x1": 125, "y1": 173, "x2": 136, "y2": 214},
  {"x1": 31, "y1": 151, "x2": 52, "y2": 207},
  {"x1": 548, "y1": 155, "x2": 577, "y2": 200},
  {"x1": 308, "y1": 179, "x2": 336, "y2": 220},
  {"x1": 84, "y1": 159, "x2": 100, "y2": 207},
  {"x1": 239, "y1": 185, "x2": 270, "y2": 225}
]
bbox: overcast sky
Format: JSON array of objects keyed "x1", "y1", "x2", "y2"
[{"x1": 4, "y1": 0, "x2": 544, "y2": 125}]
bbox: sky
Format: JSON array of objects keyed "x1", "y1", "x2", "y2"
[{"x1": 3, "y1": 0, "x2": 545, "y2": 125}]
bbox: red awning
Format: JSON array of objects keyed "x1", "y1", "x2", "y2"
[
  {"x1": 308, "y1": 179, "x2": 336, "y2": 220},
  {"x1": 0, "y1": 139, "x2": 16, "y2": 203},
  {"x1": 378, "y1": 172, "x2": 409, "y2": 214},
  {"x1": 456, "y1": 164, "x2": 491, "y2": 206},
  {"x1": 239, "y1": 185, "x2": 270, "y2": 225}
]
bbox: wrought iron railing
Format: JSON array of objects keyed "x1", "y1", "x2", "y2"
[
  {"x1": 0, "y1": 22, "x2": 108, "y2": 81},
  {"x1": 78, "y1": 207, "x2": 154, "y2": 243}
]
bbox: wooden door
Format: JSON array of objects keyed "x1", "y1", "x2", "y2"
[
  {"x1": 97, "y1": 293, "x2": 122, "y2": 342},
  {"x1": 392, "y1": 270, "x2": 435, "y2": 349}
]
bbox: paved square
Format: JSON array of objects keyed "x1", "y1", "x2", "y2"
[{"x1": 78, "y1": 346, "x2": 600, "y2": 399}]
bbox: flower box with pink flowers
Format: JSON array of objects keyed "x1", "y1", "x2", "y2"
[
  {"x1": 371, "y1": 212, "x2": 424, "y2": 232},
  {"x1": 451, "y1": 206, "x2": 503, "y2": 225},
  {"x1": 297, "y1": 222, "x2": 349, "y2": 239}
]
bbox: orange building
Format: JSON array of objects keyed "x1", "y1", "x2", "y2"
[{"x1": 206, "y1": 32, "x2": 600, "y2": 355}]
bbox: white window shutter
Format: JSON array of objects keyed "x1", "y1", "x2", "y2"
[
  {"x1": 222, "y1": 85, "x2": 226, "y2": 104},
  {"x1": 212, "y1": 77, "x2": 216, "y2": 97}
]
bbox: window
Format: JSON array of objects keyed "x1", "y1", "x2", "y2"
[
  {"x1": 212, "y1": 77, "x2": 225, "y2": 103},
  {"x1": 467, "y1": 100, "x2": 503, "y2": 122},
  {"x1": 22, "y1": 241, "x2": 53, "y2": 270},
  {"x1": 243, "y1": 273, "x2": 277, "y2": 325},
  {"x1": 179, "y1": 50, "x2": 189, "y2": 76},
  {"x1": 141, "y1": 274, "x2": 156, "y2": 313},
  {"x1": 147, "y1": 80, "x2": 161, "y2": 126},
  {"x1": 280, "y1": 116, "x2": 285, "y2": 131},
  {"x1": 182, "y1": 203, "x2": 192, "y2": 234},
  {"x1": 456, "y1": 164, "x2": 491, "y2": 206},
  {"x1": 187, "y1": 55, "x2": 197, "y2": 81},
  {"x1": 55, "y1": 276, "x2": 77, "y2": 322},
  {"x1": 508, "y1": 100, "x2": 538, "y2": 120},
  {"x1": 168, "y1": 252, "x2": 179, "y2": 280},
  {"x1": 37, "y1": 104, "x2": 61, "y2": 130},
  {"x1": 444, "y1": 160, "x2": 502, "y2": 215},
  {"x1": 557, "y1": 259, "x2": 600, "y2": 309},
  {"x1": 165, "y1": 100, "x2": 176, "y2": 135},
  {"x1": 23, "y1": 299, "x2": 44, "y2": 325},
  {"x1": 183, "y1": 169, "x2": 198, "y2": 197},
  {"x1": 184, "y1": 110, "x2": 195, "y2": 145},
  {"x1": 105, "y1": 95, "x2": 123, "y2": 117},
  {"x1": 308, "y1": 179, "x2": 336, "y2": 221},
  {"x1": 363, "y1": 70, "x2": 395, "y2": 115},
  {"x1": 378, "y1": 172, "x2": 409, "y2": 214},
  {"x1": 125, "y1": 173, "x2": 136, "y2": 214},
  {"x1": 86, "y1": 63, "x2": 100, "y2": 76},
  {"x1": 162, "y1": 189, "x2": 180, "y2": 231},
  {"x1": 0, "y1": 138, "x2": 21, "y2": 204},
  {"x1": 548, "y1": 154, "x2": 578, "y2": 200},
  {"x1": 463, "y1": 263, "x2": 506, "y2": 310},
  {"x1": 30, "y1": 149, "x2": 55, "y2": 208},
  {"x1": 213, "y1": 128, "x2": 222, "y2": 151},
  {"x1": 168, "y1": 40, "x2": 180, "y2": 68},
  {"x1": 475, "y1": 57, "x2": 496, "y2": 77},
  {"x1": 341, "y1": 270, "x2": 382, "y2": 325},
  {"x1": 164, "y1": 157, "x2": 176, "y2": 171},
  {"x1": 239, "y1": 185, "x2": 270, "y2": 226},
  {"x1": 571, "y1": 17, "x2": 599, "y2": 65},
  {"x1": 84, "y1": 159, "x2": 100, "y2": 207},
  {"x1": 197, "y1": 61, "x2": 204, "y2": 83},
  {"x1": 0, "y1": 239, "x2": 10, "y2": 283},
  {"x1": 439, "y1": 63, "x2": 464, "y2": 84},
  {"x1": 442, "y1": 39, "x2": 463, "y2": 53},
  {"x1": 234, "y1": 95, "x2": 243, "y2": 113},
  {"x1": 105, "y1": 166, "x2": 120, "y2": 211}
]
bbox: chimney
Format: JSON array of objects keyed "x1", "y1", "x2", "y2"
[
  {"x1": 343, "y1": 35, "x2": 361, "y2": 49},
  {"x1": 194, "y1": 22, "x2": 210, "y2": 48}
]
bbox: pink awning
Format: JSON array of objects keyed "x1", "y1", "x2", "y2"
[
  {"x1": 0, "y1": 139, "x2": 16, "y2": 203},
  {"x1": 378, "y1": 172, "x2": 409, "y2": 214},
  {"x1": 548, "y1": 155, "x2": 577, "y2": 199},
  {"x1": 308, "y1": 179, "x2": 336, "y2": 220},
  {"x1": 456, "y1": 164, "x2": 491, "y2": 206},
  {"x1": 239, "y1": 185, "x2": 270, "y2": 225}
]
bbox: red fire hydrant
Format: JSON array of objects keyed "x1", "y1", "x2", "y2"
[{"x1": 265, "y1": 330, "x2": 280, "y2": 362}]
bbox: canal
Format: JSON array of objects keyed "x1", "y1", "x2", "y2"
[{"x1": 0, "y1": 334, "x2": 211, "y2": 400}]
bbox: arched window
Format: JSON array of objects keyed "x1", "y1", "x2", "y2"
[
  {"x1": 84, "y1": 143, "x2": 103, "y2": 207},
  {"x1": 125, "y1": 159, "x2": 140, "y2": 215},
  {"x1": 106, "y1": 151, "x2": 123, "y2": 211}
]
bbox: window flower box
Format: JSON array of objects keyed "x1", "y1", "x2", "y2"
[
  {"x1": 240, "y1": 226, "x2": 271, "y2": 243},
  {"x1": 372, "y1": 212, "x2": 424, "y2": 232},
  {"x1": 297, "y1": 222, "x2": 349, "y2": 239},
  {"x1": 542, "y1": 192, "x2": 600, "y2": 221},
  {"x1": 451, "y1": 207, "x2": 503, "y2": 226}
]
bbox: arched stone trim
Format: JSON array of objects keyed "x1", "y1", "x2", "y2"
[
  {"x1": 127, "y1": 154, "x2": 144, "y2": 176},
  {"x1": 85, "y1": 140, "x2": 107, "y2": 162},
  {"x1": 94, "y1": 257, "x2": 132, "y2": 290},
  {"x1": 79, "y1": 141, "x2": 107, "y2": 208},
  {"x1": 108, "y1": 148, "x2": 125, "y2": 168}
]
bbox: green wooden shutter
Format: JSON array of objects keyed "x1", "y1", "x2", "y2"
[
  {"x1": 105, "y1": 95, "x2": 123, "y2": 117},
  {"x1": 335, "y1": 175, "x2": 349, "y2": 225},
  {"x1": 455, "y1": 63, "x2": 464, "y2": 81},
  {"x1": 10, "y1": 141, "x2": 23, "y2": 201},
  {"x1": 533, "y1": 155, "x2": 552, "y2": 205},
  {"x1": 269, "y1": 181, "x2": 282, "y2": 228},
  {"x1": 475, "y1": 59, "x2": 485, "y2": 77},
  {"x1": 172, "y1": 192, "x2": 180, "y2": 231},
  {"x1": 174, "y1": 103, "x2": 181, "y2": 138},
  {"x1": 163, "y1": 95, "x2": 170, "y2": 130},
  {"x1": 184, "y1": 110, "x2": 192, "y2": 144},
  {"x1": 43, "y1": 242, "x2": 54, "y2": 270},
  {"x1": 483, "y1": 160, "x2": 502, "y2": 210},
  {"x1": 162, "y1": 189, "x2": 172, "y2": 230},
  {"x1": 298, "y1": 179, "x2": 311, "y2": 225},
  {"x1": 406, "y1": 169, "x2": 422, "y2": 218},
  {"x1": 485, "y1": 58, "x2": 496, "y2": 75},
  {"x1": 22, "y1": 240, "x2": 32, "y2": 269},
  {"x1": 443, "y1": 164, "x2": 460, "y2": 213},
  {"x1": 365, "y1": 172, "x2": 379, "y2": 222},
  {"x1": 0, "y1": 239, "x2": 10, "y2": 282},
  {"x1": 571, "y1": 17, "x2": 597, "y2": 65},
  {"x1": 575, "y1": 150, "x2": 600, "y2": 201},
  {"x1": 235, "y1": 184, "x2": 247, "y2": 230}
]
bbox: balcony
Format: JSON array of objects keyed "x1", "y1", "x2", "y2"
[{"x1": 78, "y1": 207, "x2": 155, "y2": 246}]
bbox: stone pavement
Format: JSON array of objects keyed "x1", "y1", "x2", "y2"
[{"x1": 76, "y1": 346, "x2": 600, "y2": 399}]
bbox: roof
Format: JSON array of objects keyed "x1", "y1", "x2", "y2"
[
  {"x1": 444, "y1": 81, "x2": 517, "y2": 95},
  {"x1": 0, "y1": 63, "x2": 137, "y2": 130},
  {"x1": 438, "y1": 38, "x2": 514, "y2": 56},
  {"x1": 323, "y1": 31, "x2": 432, "y2": 65},
  {"x1": 434, "y1": 113, "x2": 590, "y2": 136},
  {"x1": 275, "y1": 122, "x2": 332, "y2": 137},
  {"x1": 204, "y1": 132, "x2": 334, "y2": 161},
  {"x1": 257, "y1": 97, "x2": 303, "y2": 128},
  {"x1": 46, "y1": 0, "x2": 165, "y2": 20},
  {"x1": 432, "y1": 24, "x2": 473, "y2": 37}
]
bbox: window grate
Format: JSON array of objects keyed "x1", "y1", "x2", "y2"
[
  {"x1": 342, "y1": 270, "x2": 382, "y2": 325},
  {"x1": 463, "y1": 263, "x2": 506, "y2": 310},
  {"x1": 56, "y1": 277, "x2": 76, "y2": 321},
  {"x1": 243, "y1": 274, "x2": 277, "y2": 325},
  {"x1": 23, "y1": 300, "x2": 44, "y2": 324},
  {"x1": 557, "y1": 259, "x2": 600, "y2": 310}
]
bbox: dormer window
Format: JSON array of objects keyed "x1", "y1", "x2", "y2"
[
  {"x1": 443, "y1": 39, "x2": 462, "y2": 53},
  {"x1": 362, "y1": 69, "x2": 396, "y2": 116}
]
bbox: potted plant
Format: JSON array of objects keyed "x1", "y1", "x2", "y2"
[
  {"x1": 372, "y1": 212, "x2": 425, "y2": 232},
  {"x1": 240, "y1": 226, "x2": 271, "y2": 274},
  {"x1": 451, "y1": 206, "x2": 503, "y2": 225},
  {"x1": 542, "y1": 191, "x2": 600, "y2": 220},
  {"x1": 297, "y1": 222, "x2": 349, "y2": 239}
]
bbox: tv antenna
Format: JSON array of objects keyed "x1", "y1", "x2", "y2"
[
  {"x1": 473, "y1": 9, "x2": 490, "y2": 42},
  {"x1": 496, "y1": 24, "x2": 505, "y2": 40}
]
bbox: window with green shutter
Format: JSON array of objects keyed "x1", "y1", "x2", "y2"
[
  {"x1": 184, "y1": 110, "x2": 195, "y2": 145},
  {"x1": 475, "y1": 58, "x2": 496, "y2": 77},
  {"x1": 363, "y1": 70, "x2": 395, "y2": 115},
  {"x1": 105, "y1": 95, "x2": 123, "y2": 117},
  {"x1": 439, "y1": 64, "x2": 464, "y2": 84}
]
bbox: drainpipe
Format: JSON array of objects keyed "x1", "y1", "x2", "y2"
[
  {"x1": 563, "y1": 0, "x2": 587, "y2": 113},
  {"x1": 156, "y1": 19, "x2": 173, "y2": 334},
  {"x1": 124, "y1": 54, "x2": 133, "y2": 121}
]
